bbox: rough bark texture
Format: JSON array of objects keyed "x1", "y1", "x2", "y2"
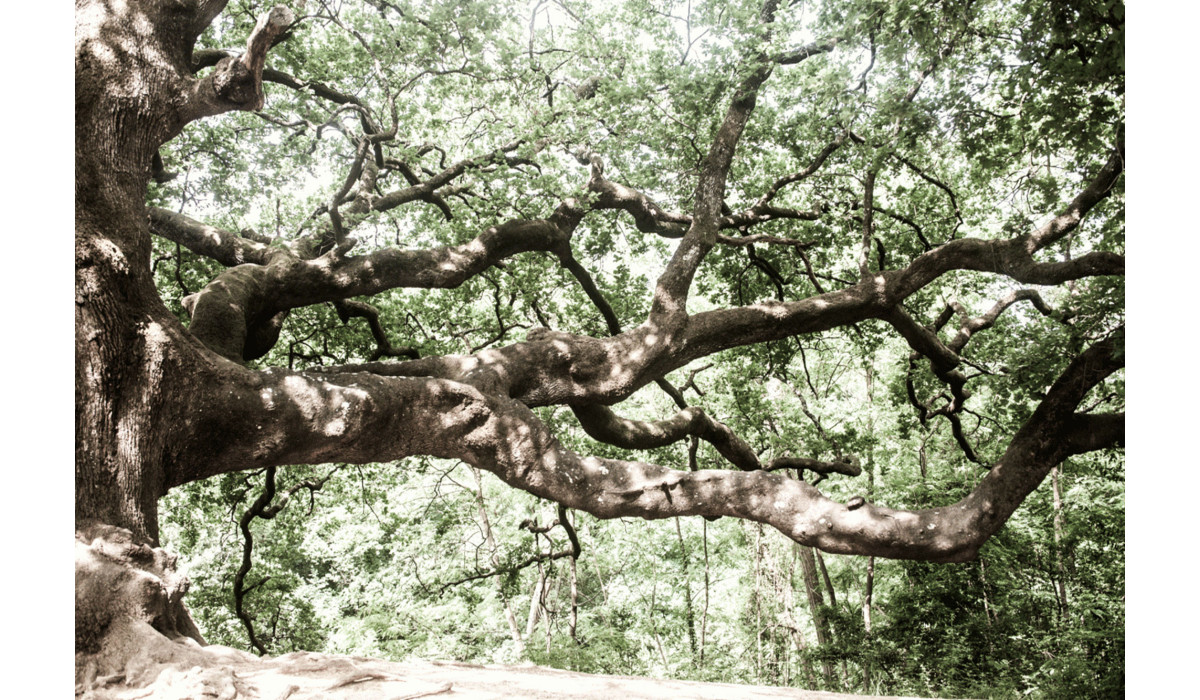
[{"x1": 75, "y1": 0, "x2": 1124, "y2": 692}]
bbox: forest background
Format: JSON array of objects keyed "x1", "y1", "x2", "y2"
[{"x1": 44, "y1": 1, "x2": 1185, "y2": 697}]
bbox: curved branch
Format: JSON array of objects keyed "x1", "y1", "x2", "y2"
[
  {"x1": 371, "y1": 140, "x2": 531, "y2": 214},
  {"x1": 753, "y1": 130, "x2": 848, "y2": 209},
  {"x1": 947, "y1": 289, "x2": 1061, "y2": 353},
  {"x1": 182, "y1": 6, "x2": 295, "y2": 122},
  {"x1": 649, "y1": 6, "x2": 834, "y2": 324},
  {"x1": 234, "y1": 466, "x2": 277, "y2": 656},
  {"x1": 182, "y1": 202, "x2": 584, "y2": 361},
  {"x1": 571, "y1": 403, "x2": 761, "y2": 472},
  {"x1": 892, "y1": 153, "x2": 964, "y2": 237},
  {"x1": 232, "y1": 462, "x2": 343, "y2": 654},
  {"x1": 885, "y1": 147, "x2": 1123, "y2": 300},
  {"x1": 555, "y1": 243, "x2": 691, "y2": 409},
  {"x1": 333, "y1": 300, "x2": 420, "y2": 361},
  {"x1": 171, "y1": 331, "x2": 1122, "y2": 564}
]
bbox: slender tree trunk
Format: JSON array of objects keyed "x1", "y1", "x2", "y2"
[
  {"x1": 568, "y1": 550, "x2": 579, "y2": 643},
  {"x1": 783, "y1": 520, "x2": 819, "y2": 688},
  {"x1": 674, "y1": 518, "x2": 699, "y2": 663},
  {"x1": 753, "y1": 523, "x2": 764, "y2": 683},
  {"x1": 546, "y1": 583, "x2": 554, "y2": 655},
  {"x1": 979, "y1": 557, "x2": 996, "y2": 628},
  {"x1": 861, "y1": 361, "x2": 876, "y2": 691},
  {"x1": 919, "y1": 427, "x2": 933, "y2": 483},
  {"x1": 1051, "y1": 465, "x2": 1070, "y2": 620},
  {"x1": 592, "y1": 558, "x2": 608, "y2": 604},
  {"x1": 471, "y1": 468, "x2": 525, "y2": 655},
  {"x1": 861, "y1": 556, "x2": 875, "y2": 692},
  {"x1": 699, "y1": 519, "x2": 710, "y2": 668},
  {"x1": 815, "y1": 550, "x2": 837, "y2": 607},
  {"x1": 525, "y1": 564, "x2": 547, "y2": 641},
  {"x1": 798, "y1": 545, "x2": 836, "y2": 688},
  {"x1": 648, "y1": 579, "x2": 669, "y2": 668}
]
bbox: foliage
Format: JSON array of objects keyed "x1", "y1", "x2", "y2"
[{"x1": 143, "y1": 0, "x2": 1125, "y2": 696}]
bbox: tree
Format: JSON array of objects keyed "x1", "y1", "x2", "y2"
[{"x1": 75, "y1": 0, "x2": 1123, "y2": 686}]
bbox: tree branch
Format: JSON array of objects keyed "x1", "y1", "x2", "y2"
[
  {"x1": 183, "y1": 6, "x2": 295, "y2": 122},
  {"x1": 571, "y1": 403, "x2": 762, "y2": 472},
  {"x1": 149, "y1": 207, "x2": 278, "y2": 267},
  {"x1": 171, "y1": 331, "x2": 1122, "y2": 564},
  {"x1": 180, "y1": 202, "x2": 584, "y2": 361}
]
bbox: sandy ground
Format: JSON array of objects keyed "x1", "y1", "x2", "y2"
[{"x1": 82, "y1": 644, "x2": 930, "y2": 700}]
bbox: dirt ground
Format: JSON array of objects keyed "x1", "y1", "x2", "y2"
[{"x1": 78, "y1": 637, "x2": 930, "y2": 700}]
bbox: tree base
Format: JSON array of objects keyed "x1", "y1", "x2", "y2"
[{"x1": 75, "y1": 522, "x2": 257, "y2": 697}]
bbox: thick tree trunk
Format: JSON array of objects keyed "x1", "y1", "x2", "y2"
[
  {"x1": 75, "y1": 84, "x2": 175, "y2": 545},
  {"x1": 76, "y1": 11, "x2": 197, "y2": 670},
  {"x1": 75, "y1": 2, "x2": 265, "y2": 684}
]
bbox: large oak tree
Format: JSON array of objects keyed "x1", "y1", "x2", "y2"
[{"x1": 75, "y1": 0, "x2": 1123, "y2": 683}]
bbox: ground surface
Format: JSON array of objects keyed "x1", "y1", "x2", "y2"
[{"x1": 79, "y1": 639, "x2": 931, "y2": 700}]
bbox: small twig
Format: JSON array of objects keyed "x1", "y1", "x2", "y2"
[
  {"x1": 393, "y1": 682, "x2": 454, "y2": 699},
  {"x1": 326, "y1": 670, "x2": 402, "y2": 690}
]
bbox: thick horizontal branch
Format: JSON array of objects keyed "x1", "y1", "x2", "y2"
[
  {"x1": 171, "y1": 330, "x2": 1122, "y2": 563},
  {"x1": 169, "y1": 138, "x2": 1121, "y2": 404},
  {"x1": 149, "y1": 208, "x2": 278, "y2": 267},
  {"x1": 320, "y1": 220, "x2": 1118, "y2": 411},
  {"x1": 887, "y1": 147, "x2": 1124, "y2": 300}
]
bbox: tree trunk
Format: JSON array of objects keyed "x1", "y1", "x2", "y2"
[
  {"x1": 1051, "y1": 465, "x2": 1070, "y2": 621},
  {"x1": 568, "y1": 548, "x2": 579, "y2": 644},
  {"x1": 699, "y1": 519, "x2": 710, "y2": 668},
  {"x1": 674, "y1": 518, "x2": 699, "y2": 664},
  {"x1": 525, "y1": 564, "x2": 547, "y2": 641},
  {"x1": 861, "y1": 362, "x2": 876, "y2": 691},
  {"x1": 472, "y1": 468, "x2": 525, "y2": 656},
  {"x1": 75, "y1": 3, "x2": 219, "y2": 680},
  {"x1": 861, "y1": 556, "x2": 875, "y2": 692},
  {"x1": 798, "y1": 545, "x2": 836, "y2": 689},
  {"x1": 752, "y1": 523, "x2": 764, "y2": 682}
]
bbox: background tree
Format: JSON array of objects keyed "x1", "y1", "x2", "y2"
[{"x1": 75, "y1": 0, "x2": 1123, "y2": 694}]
